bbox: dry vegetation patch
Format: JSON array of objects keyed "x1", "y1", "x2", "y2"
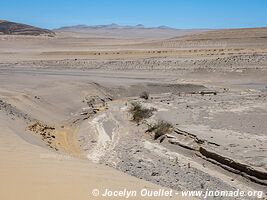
[
  {"x1": 129, "y1": 102, "x2": 156, "y2": 123},
  {"x1": 140, "y1": 91, "x2": 149, "y2": 100},
  {"x1": 147, "y1": 120, "x2": 173, "y2": 140}
]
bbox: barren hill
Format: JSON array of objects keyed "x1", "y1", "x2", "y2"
[
  {"x1": 158, "y1": 27, "x2": 267, "y2": 48},
  {"x1": 0, "y1": 20, "x2": 55, "y2": 36}
]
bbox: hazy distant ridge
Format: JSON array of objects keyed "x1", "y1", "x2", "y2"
[
  {"x1": 54, "y1": 24, "x2": 209, "y2": 39},
  {"x1": 54, "y1": 23, "x2": 177, "y2": 30}
]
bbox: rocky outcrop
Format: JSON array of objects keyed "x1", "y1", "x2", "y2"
[
  {"x1": 199, "y1": 147, "x2": 267, "y2": 184},
  {"x1": 0, "y1": 20, "x2": 55, "y2": 36}
]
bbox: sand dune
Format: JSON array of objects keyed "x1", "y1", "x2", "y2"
[{"x1": 0, "y1": 118, "x2": 173, "y2": 200}]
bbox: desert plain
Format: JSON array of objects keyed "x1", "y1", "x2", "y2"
[{"x1": 0, "y1": 24, "x2": 267, "y2": 200}]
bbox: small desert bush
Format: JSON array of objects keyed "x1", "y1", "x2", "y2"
[
  {"x1": 140, "y1": 91, "x2": 149, "y2": 100},
  {"x1": 129, "y1": 102, "x2": 155, "y2": 123},
  {"x1": 147, "y1": 120, "x2": 173, "y2": 140}
]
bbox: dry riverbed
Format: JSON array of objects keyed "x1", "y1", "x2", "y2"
[{"x1": 0, "y1": 66, "x2": 266, "y2": 200}]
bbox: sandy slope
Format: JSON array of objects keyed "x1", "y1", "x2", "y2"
[
  {"x1": 0, "y1": 69, "x2": 195, "y2": 200},
  {"x1": 0, "y1": 113, "x2": 182, "y2": 200}
]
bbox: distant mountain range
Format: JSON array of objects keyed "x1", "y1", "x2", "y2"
[
  {"x1": 53, "y1": 23, "x2": 209, "y2": 39},
  {"x1": 0, "y1": 20, "x2": 55, "y2": 36},
  {"x1": 53, "y1": 23, "x2": 176, "y2": 30},
  {"x1": 2, "y1": 20, "x2": 266, "y2": 42},
  {"x1": 0, "y1": 20, "x2": 209, "y2": 38}
]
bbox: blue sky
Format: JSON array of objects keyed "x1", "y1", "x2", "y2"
[{"x1": 1, "y1": 0, "x2": 267, "y2": 29}]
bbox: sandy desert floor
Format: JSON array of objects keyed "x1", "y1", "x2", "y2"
[{"x1": 0, "y1": 30, "x2": 267, "y2": 200}]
